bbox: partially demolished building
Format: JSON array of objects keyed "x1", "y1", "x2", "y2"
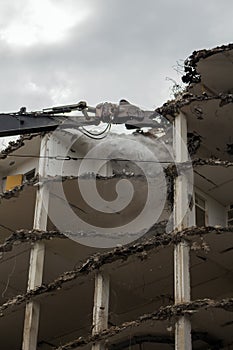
[{"x1": 0, "y1": 43, "x2": 233, "y2": 350}]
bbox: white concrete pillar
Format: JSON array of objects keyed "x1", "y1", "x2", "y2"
[
  {"x1": 92, "y1": 273, "x2": 110, "y2": 350},
  {"x1": 173, "y1": 112, "x2": 192, "y2": 350},
  {"x1": 22, "y1": 134, "x2": 51, "y2": 350}
]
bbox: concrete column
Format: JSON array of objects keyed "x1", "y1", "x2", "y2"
[
  {"x1": 22, "y1": 134, "x2": 51, "y2": 350},
  {"x1": 92, "y1": 273, "x2": 110, "y2": 350},
  {"x1": 173, "y1": 112, "x2": 192, "y2": 350}
]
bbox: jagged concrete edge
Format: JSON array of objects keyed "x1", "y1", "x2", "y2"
[
  {"x1": 2, "y1": 155, "x2": 233, "y2": 200},
  {"x1": 0, "y1": 133, "x2": 40, "y2": 160},
  {"x1": 0, "y1": 173, "x2": 154, "y2": 200},
  {"x1": 192, "y1": 158, "x2": 233, "y2": 167},
  {"x1": 165, "y1": 158, "x2": 233, "y2": 178},
  {"x1": 156, "y1": 93, "x2": 233, "y2": 119},
  {"x1": 0, "y1": 229, "x2": 66, "y2": 253},
  {"x1": 55, "y1": 297, "x2": 233, "y2": 349},
  {"x1": 0, "y1": 176, "x2": 39, "y2": 200},
  {"x1": 182, "y1": 43, "x2": 233, "y2": 85},
  {"x1": 0, "y1": 225, "x2": 232, "y2": 317}
]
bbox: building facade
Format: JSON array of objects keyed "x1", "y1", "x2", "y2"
[{"x1": 0, "y1": 43, "x2": 232, "y2": 349}]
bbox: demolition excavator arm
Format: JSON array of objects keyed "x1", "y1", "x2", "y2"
[{"x1": 0, "y1": 100, "x2": 163, "y2": 138}]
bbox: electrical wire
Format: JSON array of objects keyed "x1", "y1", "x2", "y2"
[
  {"x1": 80, "y1": 123, "x2": 111, "y2": 136},
  {"x1": 79, "y1": 123, "x2": 111, "y2": 139},
  {"x1": 5, "y1": 154, "x2": 176, "y2": 164}
]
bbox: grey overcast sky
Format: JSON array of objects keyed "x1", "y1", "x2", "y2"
[{"x1": 0, "y1": 0, "x2": 232, "y2": 112}]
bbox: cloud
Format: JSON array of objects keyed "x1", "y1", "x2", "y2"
[
  {"x1": 0, "y1": 0, "x2": 89, "y2": 47},
  {"x1": 0, "y1": 0, "x2": 232, "y2": 113}
]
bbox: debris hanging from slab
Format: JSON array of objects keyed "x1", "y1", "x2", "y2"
[
  {"x1": 0, "y1": 134, "x2": 40, "y2": 159},
  {"x1": 0, "y1": 176, "x2": 38, "y2": 199},
  {"x1": 0, "y1": 229, "x2": 66, "y2": 253},
  {"x1": 165, "y1": 158, "x2": 233, "y2": 178},
  {"x1": 107, "y1": 332, "x2": 222, "y2": 349},
  {"x1": 156, "y1": 93, "x2": 233, "y2": 119},
  {"x1": 1, "y1": 155, "x2": 233, "y2": 201},
  {"x1": 0, "y1": 225, "x2": 232, "y2": 317},
  {"x1": 56, "y1": 297, "x2": 233, "y2": 349},
  {"x1": 192, "y1": 158, "x2": 233, "y2": 167}
]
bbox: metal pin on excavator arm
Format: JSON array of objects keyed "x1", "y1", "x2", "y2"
[{"x1": 0, "y1": 100, "x2": 162, "y2": 137}]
